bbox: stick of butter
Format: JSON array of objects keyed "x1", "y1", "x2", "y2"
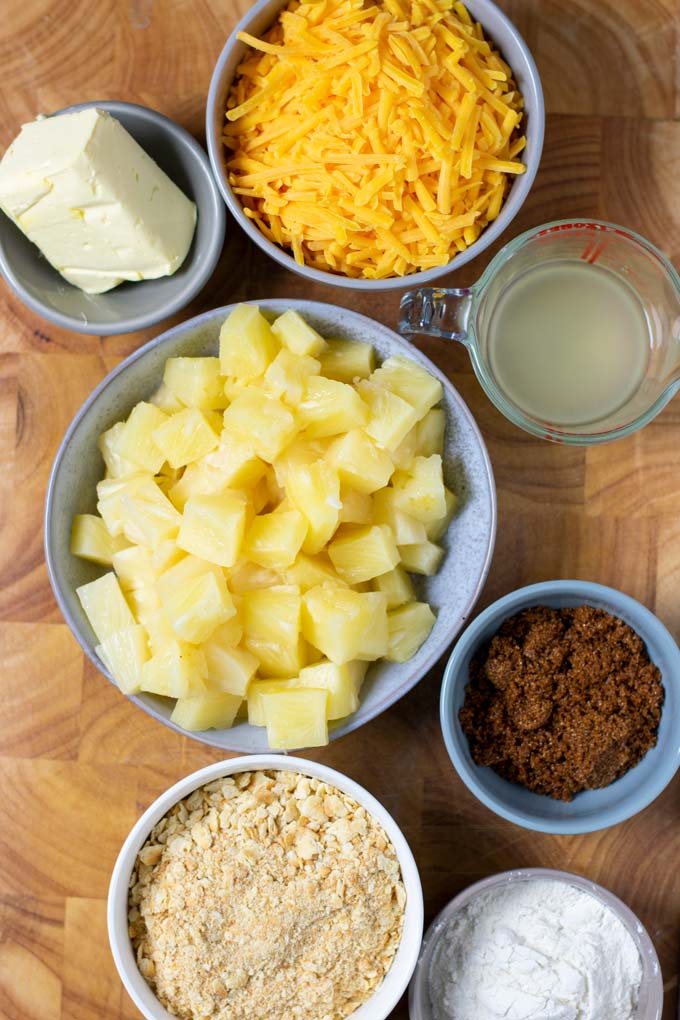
[{"x1": 0, "y1": 107, "x2": 197, "y2": 294}]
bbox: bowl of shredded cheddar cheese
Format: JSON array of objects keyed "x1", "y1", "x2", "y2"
[{"x1": 207, "y1": 0, "x2": 543, "y2": 288}]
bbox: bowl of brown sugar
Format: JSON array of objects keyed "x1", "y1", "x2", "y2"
[
  {"x1": 108, "y1": 755, "x2": 423, "y2": 1020},
  {"x1": 440, "y1": 580, "x2": 680, "y2": 833}
]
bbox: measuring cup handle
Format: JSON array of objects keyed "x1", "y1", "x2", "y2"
[{"x1": 398, "y1": 287, "x2": 473, "y2": 345}]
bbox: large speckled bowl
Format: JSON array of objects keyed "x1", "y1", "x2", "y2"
[{"x1": 45, "y1": 300, "x2": 496, "y2": 751}]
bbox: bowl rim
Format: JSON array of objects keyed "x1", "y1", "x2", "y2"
[
  {"x1": 408, "y1": 867, "x2": 663, "y2": 1020},
  {"x1": 107, "y1": 753, "x2": 425, "y2": 1020},
  {"x1": 0, "y1": 99, "x2": 226, "y2": 336},
  {"x1": 439, "y1": 579, "x2": 680, "y2": 834},
  {"x1": 205, "y1": 0, "x2": 545, "y2": 291},
  {"x1": 44, "y1": 298, "x2": 497, "y2": 751}
]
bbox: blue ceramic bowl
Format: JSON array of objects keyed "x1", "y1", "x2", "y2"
[{"x1": 440, "y1": 580, "x2": 680, "y2": 834}]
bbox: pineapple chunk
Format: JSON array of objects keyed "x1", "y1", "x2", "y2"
[
  {"x1": 163, "y1": 357, "x2": 227, "y2": 410},
  {"x1": 141, "y1": 607, "x2": 178, "y2": 656},
  {"x1": 399, "y1": 541, "x2": 445, "y2": 575},
  {"x1": 370, "y1": 355, "x2": 443, "y2": 419},
  {"x1": 98, "y1": 474, "x2": 181, "y2": 547},
  {"x1": 286, "y1": 461, "x2": 340, "y2": 555},
  {"x1": 372, "y1": 488, "x2": 428, "y2": 544},
  {"x1": 219, "y1": 304, "x2": 278, "y2": 381},
  {"x1": 140, "y1": 641, "x2": 207, "y2": 698},
  {"x1": 391, "y1": 455, "x2": 447, "y2": 523},
  {"x1": 177, "y1": 491, "x2": 248, "y2": 567},
  {"x1": 271, "y1": 308, "x2": 326, "y2": 357},
  {"x1": 297, "y1": 660, "x2": 368, "y2": 719},
  {"x1": 386, "y1": 602, "x2": 436, "y2": 661},
  {"x1": 207, "y1": 614, "x2": 244, "y2": 649},
  {"x1": 426, "y1": 486, "x2": 457, "y2": 541},
  {"x1": 302, "y1": 586, "x2": 388, "y2": 663},
  {"x1": 227, "y1": 560, "x2": 284, "y2": 594},
  {"x1": 244, "y1": 509, "x2": 307, "y2": 570},
  {"x1": 70, "y1": 514, "x2": 128, "y2": 565},
  {"x1": 125, "y1": 583, "x2": 160, "y2": 621},
  {"x1": 242, "y1": 586, "x2": 305, "y2": 677},
  {"x1": 325, "y1": 429, "x2": 393, "y2": 494},
  {"x1": 357, "y1": 379, "x2": 419, "y2": 451},
  {"x1": 148, "y1": 381, "x2": 185, "y2": 414},
  {"x1": 119, "y1": 485, "x2": 182, "y2": 548},
  {"x1": 247, "y1": 678, "x2": 298, "y2": 727},
  {"x1": 319, "y1": 338, "x2": 375, "y2": 382},
  {"x1": 150, "y1": 539, "x2": 185, "y2": 575},
  {"x1": 203, "y1": 641, "x2": 258, "y2": 697},
  {"x1": 417, "y1": 408, "x2": 446, "y2": 456},
  {"x1": 152, "y1": 408, "x2": 219, "y2": 469},
  {"x1": 96, "y1": 473, "x2": 154, "y2": 536},
  {"x1": 296, "y1": 377, "x2": 367, "y2": 438},
  {"x1": 338, "y1": 488, "x2": 373, "y2": 525},
  {"x1": 328, "y1": 524, "x2": 399, "y2": 584},
  {"x1": 373, "y1": 566, "x2": 416, "y2": 608},
  {"x1": 284, "y1": 553, "x2": 347, "y2": 591},
  {"x1": 390, "y1": 425, "x2": 419, "y2": 470},
  {"x1": 273, "y1": 436, "x2": 330, "y2": 487},
  {"x1": 112, "y1": 544, "x2": 155, "y2": 591},
  {"x1": 115, "y1": 402, "x2": 168, "y2": 474},
  {"x1": 262, "y1": 689, "x2": 328, "y2": 749},
  {"x1": 76, "y1": 572, "x2": 135, "y2": 642},
  {"x1": 264, "y1": 349, "x2": 320, "y2": 406},
  {"x1": 97, "y1": 422, "x2": 138, "y2": 478},
  {"x1": 168, "y1": 436, "x2": 265, "y2": 511},
  {"x1": 171, "y1": 692, "x2": 242, "y2": 731},
  {"x1": 222, "y1": 390, "x2": 297, "y2": 463},
  {"x1": 157, "y1": 555, "x2": 236, "y2": 643},
  {"x1": 96, "y1": 624, "x2": 149, "y2": 694}
]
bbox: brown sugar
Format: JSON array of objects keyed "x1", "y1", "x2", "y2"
[{"x1": 458, "y1": 605, "x2": 664, "y2": 801}]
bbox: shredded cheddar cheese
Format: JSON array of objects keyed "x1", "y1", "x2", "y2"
[{"x1": 223, "y1": 0, "x2": 526, "y2": 279}]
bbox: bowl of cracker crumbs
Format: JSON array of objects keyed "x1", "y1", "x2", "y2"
[
  {"x1": 439, "y1": 580, "x2": 680, "y2": 834},
  {"x1": 108, "y1": 755, "x2": 424, "y2": 1020},
  {"x1": 206, "y1": 0, "x2": 544, "y2": 289}
]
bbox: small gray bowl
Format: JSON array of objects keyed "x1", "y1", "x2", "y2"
[
  {"x1": 44, "y1": 299, "x2": 496, "y2": 752},
  {"x1": 0, "y1": 101, "x2": 226, "y2": 336},
  {"x1": 409, "y1": 869, "x2": 663, "y2": 1020},
  {"x1": 440, "y1": 580, "x2": 680, "y2": 834},
  {"x1": 206, "y1": 0, "x2": 544, "y2": 291}
]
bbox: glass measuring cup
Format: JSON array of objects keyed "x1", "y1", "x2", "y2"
[{"x1": 399, "y1": 220, "x2": 680, "y2": 444}]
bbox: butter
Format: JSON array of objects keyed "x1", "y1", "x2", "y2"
[{"x1": 0, "y1": 108, "x2": 197, "y2": 293}]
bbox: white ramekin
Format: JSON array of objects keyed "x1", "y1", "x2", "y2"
[
  {"x1": 409, "y1": 868, "x2": 663, "y2": 1020},
  {"x1": 108, "y1": 754, "x2": 424, "y2": 1020}
]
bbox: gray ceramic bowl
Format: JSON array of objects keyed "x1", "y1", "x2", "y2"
[
  {"x1": 45, "y1": 299, "x2": 496, "y2": 751},
  {"x1": 0, "y1": 101, "x2": 226, "y2": 335},
  {"x1": 409, "y1": 869, "x2": 663, "y2": 1020},
  {"x1": 440, "y1": 580, "x2": 680, "y2": 834},
  {"x1": 206, "y1": 0, "x2": 544, "y2": 291}
]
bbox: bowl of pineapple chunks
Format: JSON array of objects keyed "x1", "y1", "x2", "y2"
[{"x1": 45, "y1": 300, "x2": 496, "y2": 751}]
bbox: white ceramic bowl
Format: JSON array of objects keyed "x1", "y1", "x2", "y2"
[
  {"x1": 409, "y1": 868, "x2": 663, "y2": 1020},
  {"x1": 44, "y1": 299, "x2": 496, "y2": 752},
  {"x1": 108, "y1": 754, "x2": 424, "y2": 1020},
  {"x1": 206, "y1": 0, "x2": 544, "y2": 291}
]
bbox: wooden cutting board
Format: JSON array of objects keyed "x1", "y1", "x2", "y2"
[{"x1": 0, "y1": 0, "x2": 679, "y2": 1017}]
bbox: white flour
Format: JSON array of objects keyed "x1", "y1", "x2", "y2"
[{"x1": 428, "y1": 879, "x2": 643, "y2": 1020}]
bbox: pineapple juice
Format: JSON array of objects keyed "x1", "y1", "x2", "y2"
[{"x1": 487, "y1": 260, "x2": 650, "y2": 425}]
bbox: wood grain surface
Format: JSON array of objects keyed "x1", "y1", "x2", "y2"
[{"x1": 1, "y1": 1, "x2": 679, "y2": 1018}]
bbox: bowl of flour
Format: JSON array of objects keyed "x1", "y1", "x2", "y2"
[{"x1": 409, "y1": 868, "x2": 662, "y2": 1020}]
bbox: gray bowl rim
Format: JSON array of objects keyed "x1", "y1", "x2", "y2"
[
  {"x1": 408, "y1": 867, "x2": 663, "y2": 1020},
  {"x1": 44, "y1": 298, "x2": 497, "y2": 750},
  {"x1": 205, "y1": 0, "x2": 545, "y2": 291},
  {"x1": 440, "y1": 579, "x2": 680, "y2": 834},
  {"x1": 0, "y1": 99, "x2": 227, "y2": 336}
]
